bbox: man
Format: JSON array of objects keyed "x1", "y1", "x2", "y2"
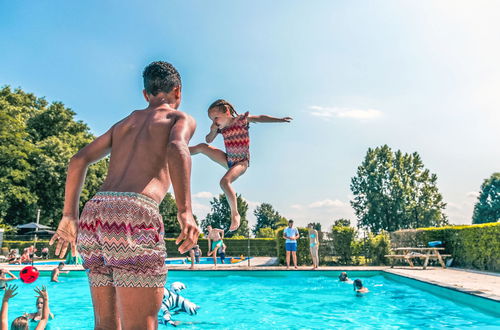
[
  {"x1": 283, "y1": 220, "x2": 299, "y2": 269},
  {"x1": 51, "y1": 262, "x2": 69, "y2": 282},
  {"x1": 50, "y1": 61, "x2": 199, "y2": 329},
  {"x1": 206, "y1": 225, "x2": 224, "y2": 268}
]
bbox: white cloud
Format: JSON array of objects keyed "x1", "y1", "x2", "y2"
[
  {"x1": 308, "y1": 199, "x2": 346, "y2": 208},
  {"x1": 192, "y1": 202, "x2": 211, "y2": 218},
  {"x1": 466, "y1": 191, "x2": 480, "y2": 198},
  {"x1": 192, "y1": 191, "x2": 215, "y2": 199},
  {"x1": 308, "y1": 106, "x2": 383, "y2": 120},
  {"x1": 290, "y1": 204, "x2": 303, "y2": 210}
]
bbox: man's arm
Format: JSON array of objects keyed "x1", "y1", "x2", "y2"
[
  {"x1": 167, "y1": 112, "x2": 200, "y2": 253},
  {"x1": 248, "y1": 115, "x2": 292, "y2": 123},
  {"x1": 50, "y1": 126, "x2": 113, "y2": 257},
  {"x1": 217, "y1": 229, "x2": 225, "y2": 239}
]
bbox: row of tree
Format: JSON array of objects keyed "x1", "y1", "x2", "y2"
[{"x1": 1, "y1": 87, "x2": 497, "y2": 235}]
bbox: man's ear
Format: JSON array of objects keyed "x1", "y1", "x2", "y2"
[
  {"x1": 174, "y1": 86, "x2": 181, "y2": 100},
  {"x1": 143, "y1": 89, "x2": 149, "y2": 102}
]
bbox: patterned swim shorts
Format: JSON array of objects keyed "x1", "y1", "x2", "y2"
[{"x1": 77, "y1": 192, "x2": 167, "y2": 288}]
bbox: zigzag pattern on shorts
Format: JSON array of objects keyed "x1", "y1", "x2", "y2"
[
  {"x1": 221, "y1": 112, "x2": 250, "y2": 166},
  {"x1": 77, "y1": 192, "x2": 167, "y2": 288}
]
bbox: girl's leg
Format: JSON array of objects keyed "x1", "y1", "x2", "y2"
[
  {"x1": 220, "y1": 162, "x2": 248, "y2": 231},
  {"x1": 189, "y1": 143, "x2": 229, "y2": 169}
]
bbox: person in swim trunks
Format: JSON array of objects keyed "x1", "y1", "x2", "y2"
[
  {"x1": 50, "y1": 61, "x2": 199, "y2": 329},
  {"x1": 206, "y1": 225, "x2": 224, "y2": 268},
  {"x1": 308, "y1": 223, "x2": 320, "y2": 270},
  {"x1": 283, "y1": 220, "x2": 299, "y2": 270},
  {"x1": 189, "y1": 99, "x2": 292, "y2": 232},
  {"x1": 0, "y1": 269, "x2": 17, "y2": 290}
]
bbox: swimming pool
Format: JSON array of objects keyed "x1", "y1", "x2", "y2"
[{"x1": 5, "y1": 271, "x2": 499, "y2": 329}]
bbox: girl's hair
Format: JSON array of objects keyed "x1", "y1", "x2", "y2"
[
  {"x1": 208, "y1": 99, "x2": 238, "y2": 117},
  {"x1": 11, "y1": 316, "x2": 29, "y2": 330},
  {"x1": 353, "y1": 279, "x2": 363, "y2": 290}
]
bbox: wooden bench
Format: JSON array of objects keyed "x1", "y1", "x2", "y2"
[{"x1": 385, "y1": 247, "x2": 451, "y2": 269}]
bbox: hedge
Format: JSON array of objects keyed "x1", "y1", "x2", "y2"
[
  {"x1": 164, "y1": 238, "x2": 277, "y2": 257},
  {"x1": 390, "y1": 223, "x2": 500, "y2": 272}
]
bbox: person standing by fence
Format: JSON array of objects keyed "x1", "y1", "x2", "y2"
[
  {"x1": 308, "y1": 224, "x2": 320, "y2": 269},
  {"x1": 283, "y1": 220, "x2": 299, "y2": 269}
]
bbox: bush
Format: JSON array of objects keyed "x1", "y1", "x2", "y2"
[
  {"x1": 276, "y1": 227, "x2": 312, "y2": 266},
  {"x1": 330, "y1": 225, "x2": 356, "y2": 264},
  {"x1": 366, "y1": 231, "x2": 391, "y2": 265},
  {"x1": 390, "y1": 223, "x2": 500, "y2": 271}
]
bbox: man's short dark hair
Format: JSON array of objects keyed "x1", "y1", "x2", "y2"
[
  {"x1": 142, "y1": 61, "x2": 181, "y2": 96},
  {"x1": 288, "y1": 220, "x2": 294, "y2": 223}
]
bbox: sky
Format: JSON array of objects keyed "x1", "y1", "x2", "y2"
[{"x1": 1, "y1": 1, "x2": 499, "y2": 230}]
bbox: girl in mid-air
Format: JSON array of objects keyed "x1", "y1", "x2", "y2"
[{"x1": 190, "y1": 99, "x2": 292, "y2": 231}]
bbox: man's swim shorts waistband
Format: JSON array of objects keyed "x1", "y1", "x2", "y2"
[{"x1": 95, "y1": 191, "x2": 159, "y2": 209}]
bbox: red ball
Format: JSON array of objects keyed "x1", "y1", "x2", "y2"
[{"x1": 20, "y1": 266, "x2": 39, "y2": 284}]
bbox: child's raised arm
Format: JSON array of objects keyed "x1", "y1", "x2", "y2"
[
  {"x1": 205, "y1": 122, "x2": 219, "y2": 143},
  {"x1": 248, "y1": 115, "x2": 292, "y2": 123}
]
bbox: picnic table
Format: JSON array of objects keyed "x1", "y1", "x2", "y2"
[{"x1": 385, "y1": 247, "x2": 451, "y2": 269}]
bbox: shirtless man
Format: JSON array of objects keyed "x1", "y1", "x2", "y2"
[
  {"x1": 51, "y1": 262, "x2": 69, "y2": 282},
  {"x1": 49, "y1": 61, "x2": 199, "y2": 330},
  {"x1": 206, "y1": 225, "x2": 224, "y2": 267}
]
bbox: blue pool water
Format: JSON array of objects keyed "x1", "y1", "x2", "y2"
[{"x1": 5, "y1": 271, "x2": 499, "y2": 329}]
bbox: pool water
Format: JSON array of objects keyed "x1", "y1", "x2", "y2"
[{"x1": 5, "y1": 271, "x2": 499, "y2": 329}]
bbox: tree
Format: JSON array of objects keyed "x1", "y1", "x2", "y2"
[
  {"x1": 472, "y1": 173, "x2": 500, "y2": 224},
  {"x1": 200, "y1": 194, "x2": 249, "y2": 237},
  {"x1": 307, "y1": 222, "x2": 322, "y2": 232},
  {"x1": 159, "y1": 193, "x2": 180, "y2": 237},
  {"x1": 0, "y1": 86, "x2": 108, "y2": 227},
  {"x1": 350, "y1": 145, "x2": 447, "y2": 233},
  {"x1": 255, "y1": 227, "x2": 276, "y2": 238},
  {"x1": 252, "y1": 203, "x2": 287, "y2": 235}
]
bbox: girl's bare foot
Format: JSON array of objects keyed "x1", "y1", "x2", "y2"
[{"x1": 229, "y1": 213, "x2": 241, "y2": 231}]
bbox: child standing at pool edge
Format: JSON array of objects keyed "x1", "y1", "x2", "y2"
[{"x1": 190, "y1": 99, "x2": 292, "y2": 231}]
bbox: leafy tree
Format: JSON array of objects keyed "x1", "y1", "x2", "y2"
[
  {"x1": 200, "y1": 194, "x2": 249, "y2": 237},
  {"x1": 253, "y1": 203, "x2": 287, "y2": 235},
  {"x1": 472, "y1": 173, "x2": 500, "y2": 224},
  {"x1": 333, "y1": 219, "x2": 350, "y2": 227},
  {"x1": 159, "y1": 193, "x2": 180, "y2": 237},
  {"x1": 0, "y1": 86, "x2": 108, "y2": 227},
  {"x1": 350, "y1": 145, "x2": 447, "y2": 233},
  {"x1": 307, "y1": 222, "x2": 322, "y2": 232},
  {"x1": 255, "y1": 227, "x2": 276, "y2": 238}
]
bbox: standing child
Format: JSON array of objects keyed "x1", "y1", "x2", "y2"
[
  {"x1": 219, "y1": 243, "x2": 226, "y2": 264},
  {"x1": 190, "y1": 99, "x2": 292, "y2": 231}
]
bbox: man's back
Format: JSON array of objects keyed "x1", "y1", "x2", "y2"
[{"x1": 101, "y1": 106, "x2": 190, "y2": 203}]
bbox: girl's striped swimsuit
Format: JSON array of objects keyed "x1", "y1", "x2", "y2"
[{"x1": 219, "y1": 112, "x2": 250, "y2": 168}]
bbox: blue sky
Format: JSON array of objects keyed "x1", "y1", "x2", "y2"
[{"x1": 1, "y1": 1, "x2": 499, "y2": 229}]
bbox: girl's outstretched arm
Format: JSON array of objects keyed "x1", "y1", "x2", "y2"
[
  {"x1": 205, "y1": 123, "x2": 219, "y2": 143},
  {"x1": 248, "y1": 115, "x2": 292, "y2": 123}
]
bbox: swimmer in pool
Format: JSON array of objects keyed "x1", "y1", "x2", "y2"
[
  {"x1": 339, "y1": 272, "x2": 351, "y2": 282},
  {"x1": 353, "y1": 279, "x2": 369, "y2": 293},
  {"x1": 308, "y1": 223, "x2": 319, "y2": 269},
  {"x1": 51, "y1": 262, "x2": 69, "y2": 282}
]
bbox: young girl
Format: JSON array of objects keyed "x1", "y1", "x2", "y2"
[{"x1": 190, "y1": 99, "x2": 292, "y2": 231}]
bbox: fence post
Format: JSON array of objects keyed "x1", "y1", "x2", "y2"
[{"x1": 247, "y1": 228, "x2": 251, "y2": 267}]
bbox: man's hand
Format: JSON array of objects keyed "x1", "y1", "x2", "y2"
[
  {"x1": 3, "y1": 284, "x2": 18, "y2": 301},
  {"x1": 49, "y1": 215, "x2": 78, "y2": 258},
  {"x1": 175, "y1": 212, "x2": 199, "y2": 254},
  {"x1": 281, "y1": 117, "x2": 293, "y2": 122}
]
